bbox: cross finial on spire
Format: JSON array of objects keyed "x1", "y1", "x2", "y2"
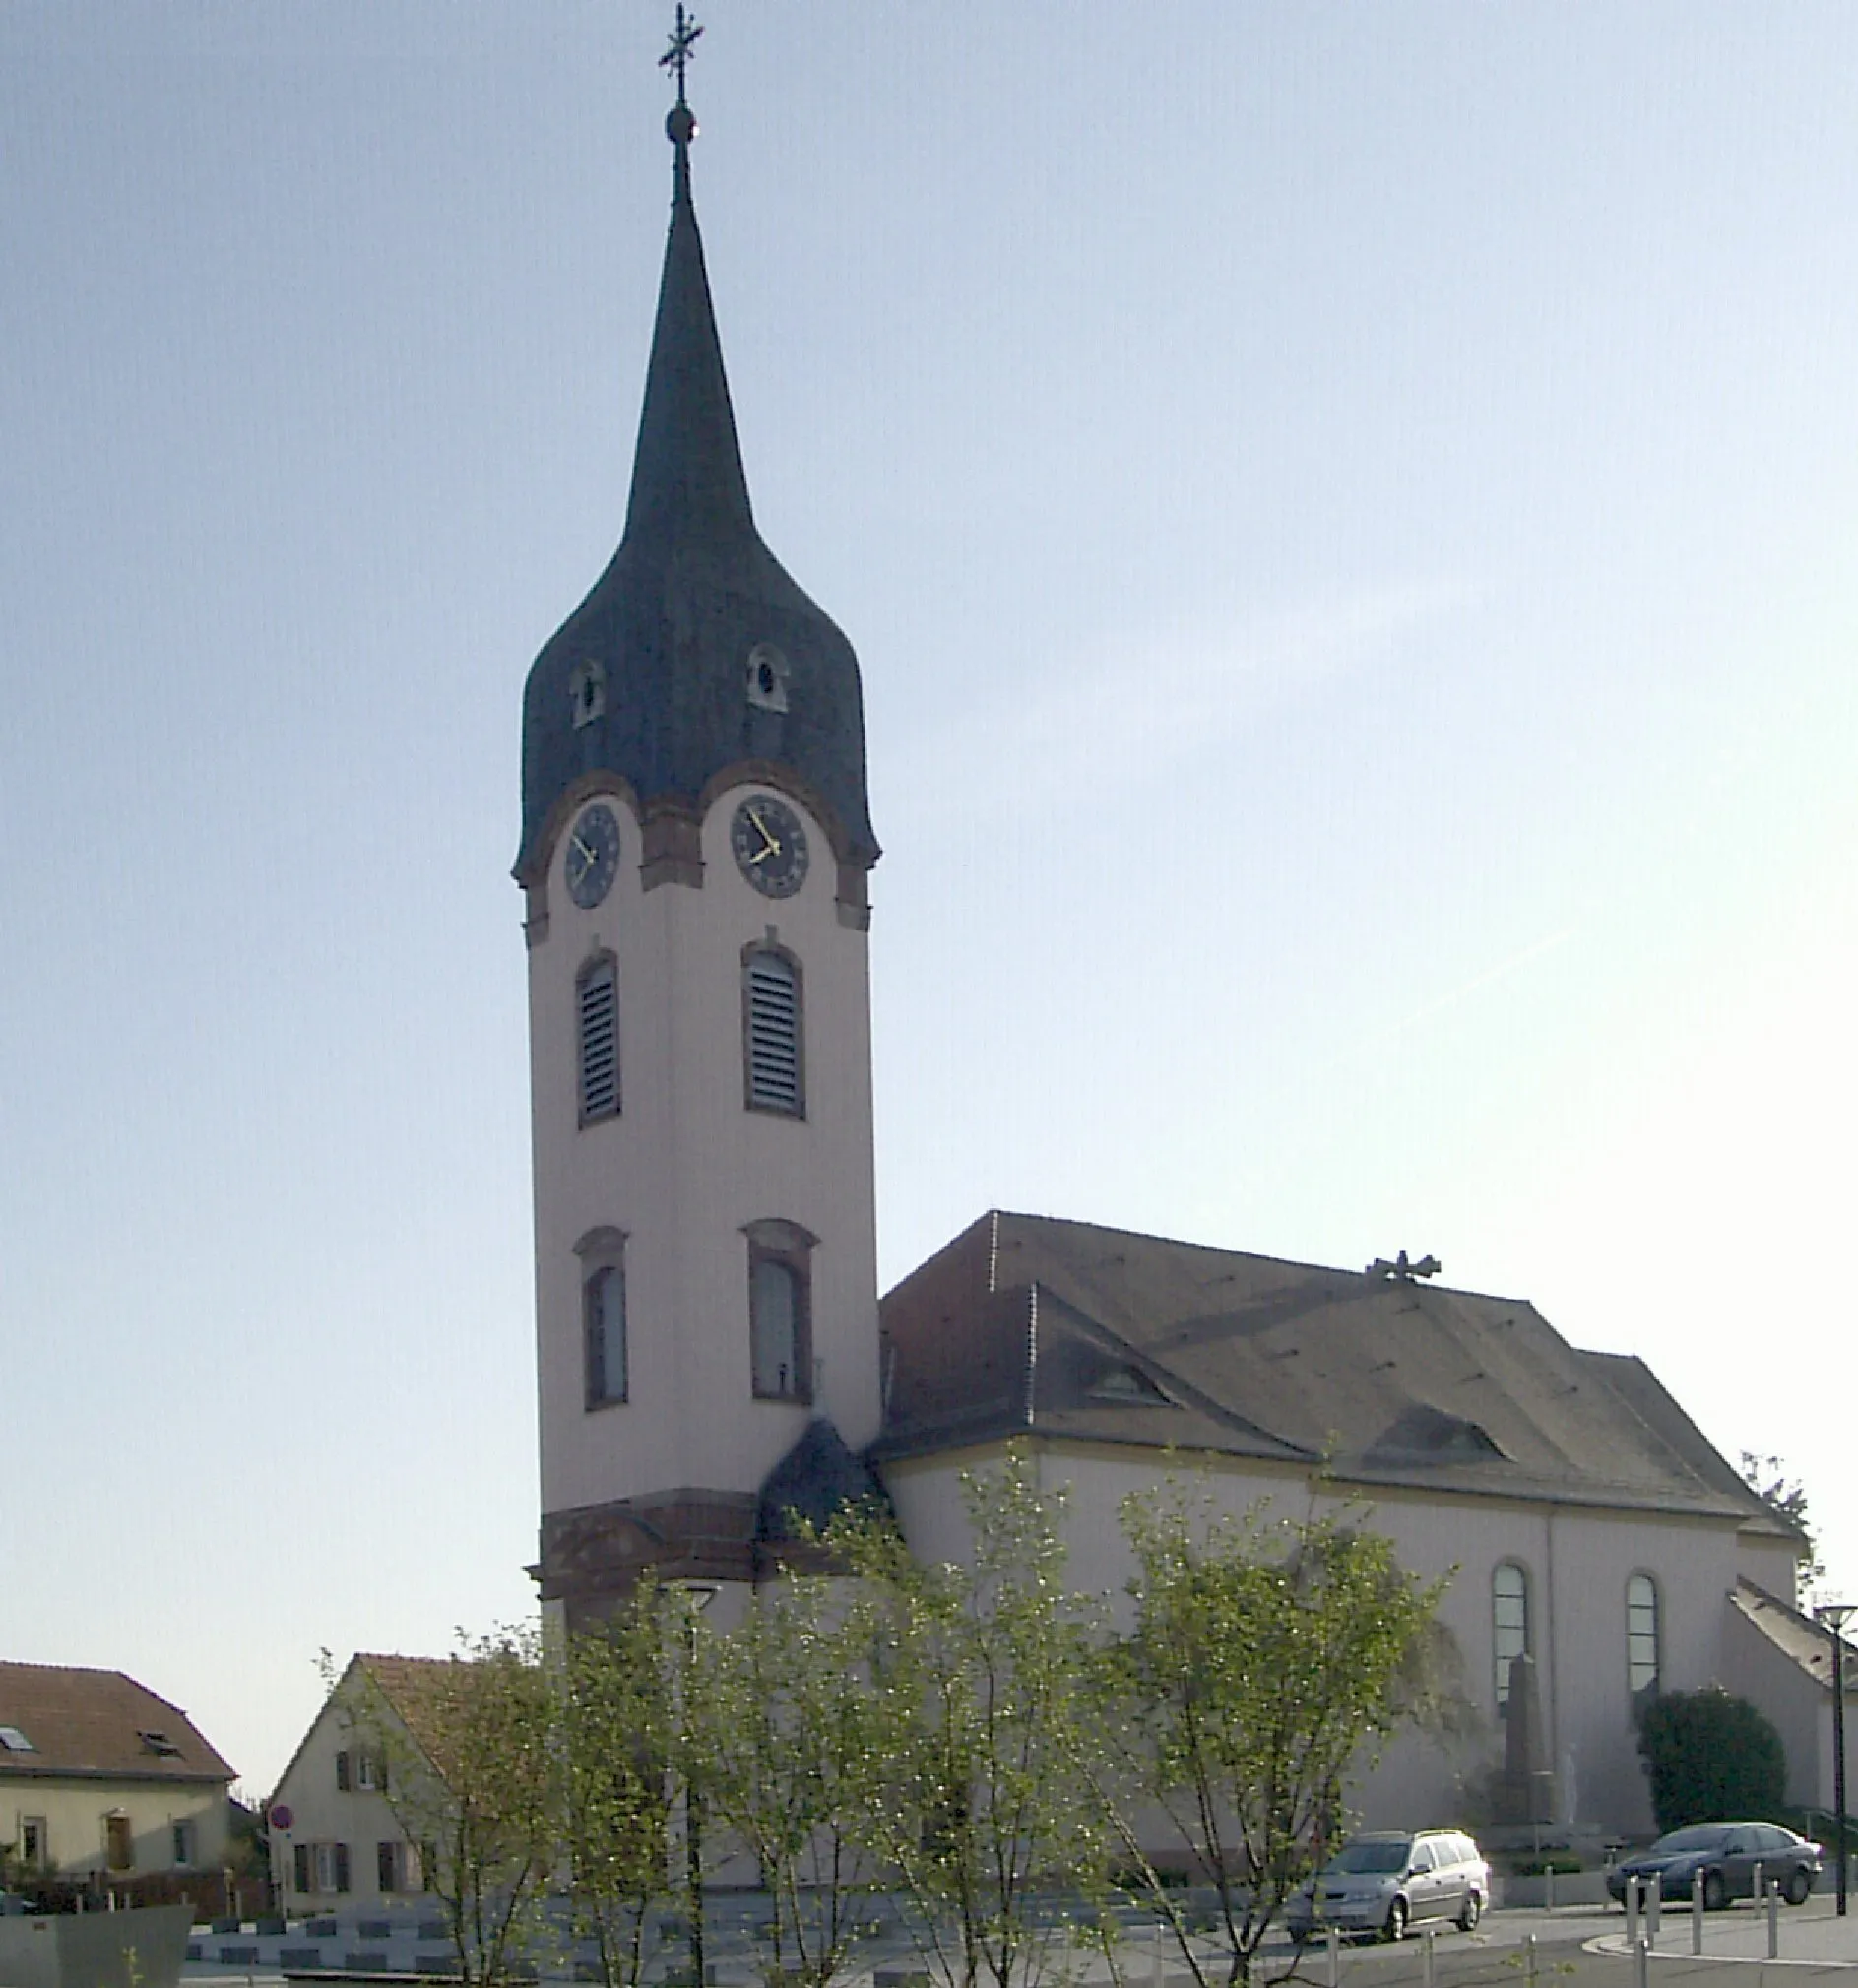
[{"x1": 660, "y1": 5, "x2": 703, "y2": 109}]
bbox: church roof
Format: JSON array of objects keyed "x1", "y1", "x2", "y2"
[
  {"x1": 516, "y1": 100, "x2": 876, "y2": 884},
  {"x1": 874, "y1": 1210, "x2": 1787, "y2": 1527},
  {"x1": 1730, "y1": 1577, "x2": 1858, "y2": 1688}
]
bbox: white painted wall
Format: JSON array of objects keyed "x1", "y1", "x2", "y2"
[
  {"x1": 528, "y1": 778, "x2": 881, "y2": 1521},
  {"x1": 885, "y1": 1441, "x2": 1767, "y2": 1837},
  {"x1": 267, "y1": 1694, "x2": 420, "y2": 1909},
  {"x1": 2, "y1": 1778, "x2": 227, "y2": 1881}
]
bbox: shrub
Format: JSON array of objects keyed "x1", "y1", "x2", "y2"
[{"x1": 1638, "y1": 1689, "x2": 1786, "y2": 1831}]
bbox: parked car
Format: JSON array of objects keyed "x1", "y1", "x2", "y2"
[
  {"x1": 1287, "y1": 1829, "x2": 1490, "y2": 1942},
  {"x1": 1605, "y1": 1823, "x2": 1821, "y2": 1909}
]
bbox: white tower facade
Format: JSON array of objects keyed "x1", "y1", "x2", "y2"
[{"x1": 516, "y1": 95, "x2": 881, "y2": 1623}]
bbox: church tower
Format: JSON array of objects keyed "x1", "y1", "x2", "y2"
[{"x1": 515, "y1": 35, "x2": 881, "y2": 1624}]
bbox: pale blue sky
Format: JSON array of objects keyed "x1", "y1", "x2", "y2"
[{"x1": 2, "y1": 4, "x2": 1854, "y2": 1794}]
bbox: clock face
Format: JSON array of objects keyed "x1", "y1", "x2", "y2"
[
  {"x1": 730, "y1": 794, "x2": 809, "y2": 898},
  {"x1": 564, "y1": 802, "x2": 621, "y2": 909}
]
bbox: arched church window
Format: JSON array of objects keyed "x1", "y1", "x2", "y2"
[
  {"x1": 745, "y1": 1219, "x2": 812, "y2": 1401},
  {"x1": 743, "y1": 945, "x2": 803, "y2": 1116},
  {"x1": 1627, "y1": 1573, "x2": 1660, "y2": 1697},
  {"x1": 1494, "y1": 1561, "x2": 1529, "y2": 1708},
  {"x1": 578, "y1": 1229, "x2": 627, "y2": 1408},
  {"x1": 578, "y1": 953, "x2": 619, "y2": 1122}
]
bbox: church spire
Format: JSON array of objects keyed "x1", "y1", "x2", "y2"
[
  {"x1": 517, "y1": 12, "x2": 877, "y2": 887},
  {"x1": 623, "y1": 16, "x2": 754, "y2": 549}
]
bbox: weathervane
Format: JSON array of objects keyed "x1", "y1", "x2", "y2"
[{"x1": 660, "y1": 5, "x2": 703, "y2": 109}]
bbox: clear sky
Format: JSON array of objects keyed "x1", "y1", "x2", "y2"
[{"x1": 3, "y1": 4, "x2": 1854, "y2": 1799}]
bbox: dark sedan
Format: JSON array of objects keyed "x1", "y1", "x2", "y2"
[{"x1": 1606, "y1": 1823, "x2": 1821, "y2": 1909}]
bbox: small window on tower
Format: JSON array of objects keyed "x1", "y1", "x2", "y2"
[
  {"x1": 577, "y1": 1228, "x2": 628, "y2": 1409},
  {"x1": 569, "y1": 658, "x2": 607, "y2": 730},
  {"x1": 745, "y1": 1219, "x2": 813, "y2": 1402},
  {"x1": 744, "y1": 641, "x2": 790, "y2": 713},
  {"x1": 743, "y1": 944, "x2": 803, "y2": 1116},
  {"x1": 578, "y1": 953, "x2": 619, "y2": 1122}
]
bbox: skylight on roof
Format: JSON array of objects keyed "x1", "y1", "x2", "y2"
[
  {"x1": 138, "y1": 1729, "x2": 183, "y2": 1759},
  {"x1": 0, "y1": 1725, "x2": 35, "y2": 1752}
]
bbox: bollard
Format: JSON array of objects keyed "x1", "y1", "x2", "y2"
[
  {"x1": 1647, "y1": 1879, "x2": 1661, "y2": 1945},
  {"x1": 1754, "y1": 1861, "x2": 1763, "y2": 1913},
  {"x1": 1767, "y1": 1880, "x2": 1779, "y2": 1959},
  {"x1": 1692, "y1": 1868, "x2": 1704, "y2": 1954},
  {"x1": 1423, "y1": 1927, "x2": 1436, "y2": 1988},
  {"x1": 1546, "y1": 1865, "x2": 1556, "y2": 1912},
  {"x1": 1326, "y1": 1924, "x2": 1339, "y2": 1988},
  {"x1": 1151, "y1": 1916, "x2": 1162, "y2": 1988},
  {"x1": 1633, "y1": 1936, "x2": 1648, "y2": 1988},
  {"x1": 1526, "y1": 1931, "x2": 1538, "y2": 1988},
  {"x1": 1626, "y1": 1875, "x2": 1640, "y2": 1946}
]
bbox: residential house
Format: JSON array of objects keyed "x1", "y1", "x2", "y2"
[
  {"x1": 266, "y1": 1656, "x2": 441, "y2": 1912},
  {"x1": 0, "y1": 1663, "x2": 233, "y2": 1891}
]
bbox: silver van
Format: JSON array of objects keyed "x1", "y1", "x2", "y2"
[{"x1": 1287, "y1": 1829, "x2": 1490, "y2": 1942}]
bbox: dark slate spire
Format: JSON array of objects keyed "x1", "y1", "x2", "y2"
[{"x1": 517, "y1": 62, "x2": 877, "y2": 887}]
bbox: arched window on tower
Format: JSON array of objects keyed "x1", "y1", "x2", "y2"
[
  {"x1": 577, "y1": 1228, "x2": 627, "y2": 1408},
  {"x1": 578, "y1": 952, "x2": 619, "y2": 1122},
  {"x1": 1494, "y1": 1561, "x2": 1529, "y2": 1709},
  {"x1": 1627, "y1": 1574, "x2": 1660, "y2": 1698},
  {"x1": 744, "y1": 1218, "x2": 813, "y2": 1401},
  {"x1": 742, "y1": 944, "x2": 803, "y2": 1116}
]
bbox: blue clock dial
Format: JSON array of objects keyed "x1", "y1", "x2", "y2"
[{"x1": 565, "y1": 802, "x2": 621, "y2": 909}]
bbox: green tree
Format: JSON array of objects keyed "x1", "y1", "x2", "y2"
[
  {"x1": 330, "y1": 1632, "x2": 558, "y2": 1988},
  {"x1": 685, "y1": 1568, "x2": 886, "y2": 1988},
  {"x1": 1637, "y1": 1688, "x2": 1786, "y2": 1832},
  {"x1": 1739, "y1": 1453, "x2": 1824, "y2": 1587},
  {"x1": 1087, "y1": 1488, "x2": 1444, "y2": 1987},
  {"x1": 560, "y1": 1589, "x2": 682, "y2": 1988},
  {"x1": 831, "y1": 1449, "x2": 1108, "y2": 1988}
]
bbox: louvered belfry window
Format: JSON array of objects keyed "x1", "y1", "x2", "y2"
[
  {"x1": 578, "y1": 956, "x2": 618, "y2": 1122},
  {"x1": 744, "y1": 948, "x2": 802, "y2": 1115}
]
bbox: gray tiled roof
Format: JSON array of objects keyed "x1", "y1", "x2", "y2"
[
  {"x1": 1731, "y1": 1577, "x2": 1858, "y2": 1685},
  {"x1": 875, "y1": 1210, "x2": 1787, "y2": 1525}
]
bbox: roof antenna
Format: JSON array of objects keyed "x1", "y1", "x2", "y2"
[{"x1": 1366, "y1": 1250, "x2": 1442, "y2": 1282}]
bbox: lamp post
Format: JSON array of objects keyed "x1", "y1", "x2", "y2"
[
  {"x1": 1815, "y1": 1601, "x2": 1854, "y2": 1917},
  {"x1": 677, "y1": 1582, "x2": 719, "y2": 1985}
]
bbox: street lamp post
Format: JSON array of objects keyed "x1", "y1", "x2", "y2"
[
  {"x1": 678, "y1": 1583, "x2": 719, "y2": 1985},
  {"x1": 1816, "y1": 1601, "x2": 1854, "y2": 1918}
]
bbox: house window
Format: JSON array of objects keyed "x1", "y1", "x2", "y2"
[
  {"x1": 19, "y1": 1819, "x2": 45, "y2": 1869},
  {"x1": 1494, "y1": 1561, "x2": 1529, "y2": 1709},
  {"x1": 578, "y1": 953, "x2": 619, "y2": 1122},
  {"x1": 746, "y1": 1219, "x2": 813, "y2": 1401},
  {"x1": 577, "y1": 1228, "x2": 628, "y2": 1407},
  {"x1": 743, "y1": 945, "x2": 803, "y2": 1115},
  {"x1": 104, "y1": 1813, "x2": 133, "y2": 1872},
  {"x1": 313, "y1": 1842, "x2": 350, "y2": 1894},
  {"x1": 1628, "y1": 1574, "x2": 1660, "y2": 1697},
  {"x1": 171, "y1": 1821, "x2": 195, "y2": 1868},
  {"x1": 355, "y1": 1750, "x2": 386, "y2": 1793}
]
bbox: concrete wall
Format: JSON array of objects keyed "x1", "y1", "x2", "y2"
[
  {"x1": 885, "y1": 1441, "x2": 1765, "y2": 1838},
  {"x1": 2, "y1": 1780, "x2": 226, "y2": 1883},
  {"x1": 0, "y1": 1904, "x2": 191, "y2": 1988},
  {"x1": 528, "y1": 777, "x2": 881, "y2": 1521}
]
